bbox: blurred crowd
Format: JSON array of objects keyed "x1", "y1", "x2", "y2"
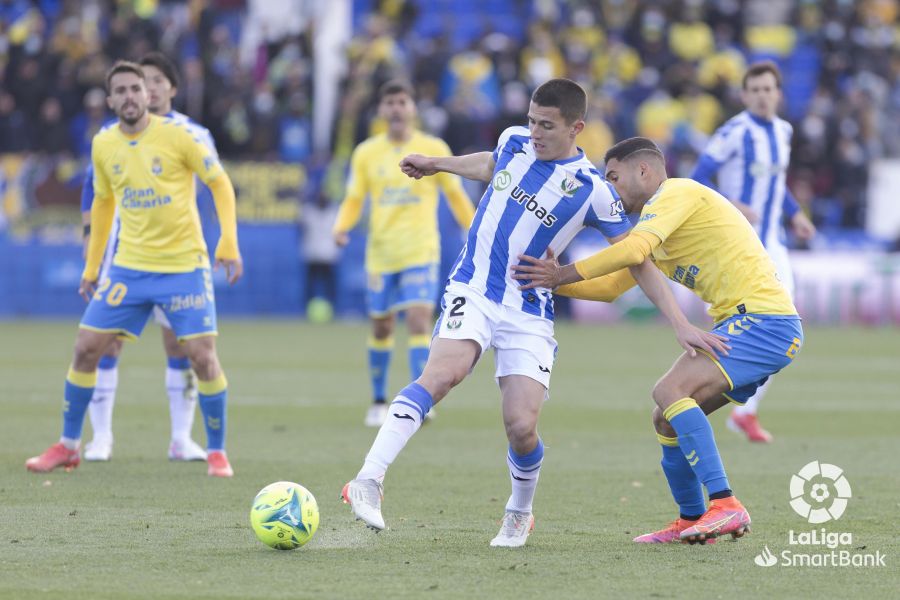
[{"x1": 0, "y1": 0, "x2": 898, "y2": 234}]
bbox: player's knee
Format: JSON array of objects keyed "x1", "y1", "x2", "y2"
[
  {"x1": 504, "y1": 418, "x2": 537, "y2": 450},
  {"x1": 73, "y1": 337, "x2": 108, "y2": 368},
  {"x1": 651, "y1": 406, "x2": 675, "y2": 436},
  {"x1": 419, "y1": 364, "x2": 465, "y2": 401},
  {"x1": 372, "y1": 318, "x2": 393, "y2": 339},
  {"x1": 651, "y1": 379, "x2": 683, "y2": 410}
]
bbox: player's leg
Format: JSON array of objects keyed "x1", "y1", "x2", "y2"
[
  {"x1": 365, "y1": 271, "x2": 397, "y2": 427},
  {"x1": 397, "y1": 264, "x2": 439, "y2": 391},
  {"x1": 157, "y1": 267, "x2": 231, "y2": 476},
  {"x1": 635, "y1": 394, "x2": 729, "y2": 543},
  {"x1": 366, "y1": 313, "x2": 395, "y2": 426},
  {"x1": 181, "y1": 335, "x2": 232, "y2": 477},
  {"x1": 158, "y1": 312, "x2": 206, "y2": 461},
  {"x1": 343, "y1": 284, "x2": 492, "y2": 530},
  {"x1": 343, "y1": 335, "x2": 481, "y2": 529},
  {"x1": 490, "y1": 374, "x2": 545, "y2": 547},
  {"x1": 84, "y1": 337, "x2": 123, "y2": 461},
  {"x1": 651, "y1": 352, "x2": 749, "y2": 543},
  {"x1": 27, "y1": 266, "x2": 153, "y2": 472},
  {"x1": 26, "y1": 329, "x2": 120, "y2": 472}
]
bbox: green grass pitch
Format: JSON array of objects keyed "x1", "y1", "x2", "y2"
[{"x1": 1, "y1": 320, "x2": 897, "y2": 599}]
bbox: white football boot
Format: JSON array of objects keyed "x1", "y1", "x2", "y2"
[
  {"x1": 83, "y1": 436, "x2": 113, "y2": 461},
  {"x1": 341, "y1": 478, "x2": 385, "y2": 530},
  {"x1": 168, "y1": 438, "x2": 208, "y2": 461},
  {"x1": 490, "y1": 511, "x2": 535, "y2": 547}
]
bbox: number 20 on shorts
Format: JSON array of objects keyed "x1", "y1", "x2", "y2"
[{"x1": 92, "y1": 278, "x2": 129, "y2": 307}]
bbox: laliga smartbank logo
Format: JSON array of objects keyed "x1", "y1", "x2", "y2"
[{"x1": 753, "y1": 461, "x2": 886, "y2": 568}]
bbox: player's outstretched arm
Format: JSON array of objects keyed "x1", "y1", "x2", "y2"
[
  {"x1": 400, "y1": 151, "x2": 495, "y2": 183},
  {"x1": 512, "y1": 231, "x2": 659, "y2": 290},
  {"x1": 208, "y1": 173, "x2": 243, "y2": 285}
]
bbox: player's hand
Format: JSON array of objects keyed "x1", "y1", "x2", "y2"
[
  {"x1": 512, "y1": 248, "x2": 561, "y2": 290},
  {"x1": 733, "y1": 202, "x2": 759, "y2": 224},
  {"x1": 215, "y1": 256, "x2": 243, "y2": 285},
  {"x1": 791, "y1": 211, "x2": 816, "y2": 241},
  {"x1": 674, "y1": 321, "x2": 731, "y2": 359},
  {"x1": 334, "y1": 231, "x2": 350, "y2": 247},
  {"x1": 399, "y1": 154, "x2": 437, "y2": 179},
  {"x1": 78, "y1": 278, "x2": 98, "y2": 302}
]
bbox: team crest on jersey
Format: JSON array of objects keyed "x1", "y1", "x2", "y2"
[
  {"x1": 151, "y1": 157, "x2": 163, "y2": 176},
  {"x1": 560, "y1": 174, "x2": 581, "y2": 197},
  {"x1": 446, "y1": 319, "x2": 462, "y2": 330},
  {"x1": 492, "y1": 170, "x2": 512, "y2": 191},
  {"x1": 112, "y1": 163, "x2": 122, "y2": 176}
]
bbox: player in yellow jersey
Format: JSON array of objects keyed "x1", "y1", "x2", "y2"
[
  {"x1": 26, "y1": 61, "x2": 242, "y2": 477},
  {"x1": 333, "y1": 80, "x2": 474, "y2": 427},
  {"x1": 513, "y1": 137, "x2": 803, "y2": 544}
]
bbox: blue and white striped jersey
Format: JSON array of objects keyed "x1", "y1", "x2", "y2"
[
  {"x1": 691, "y1": 110, "x2": 799, "y2": 250},
  {"x1": 449, "y1": 126, "x2": 631, "y2": 320}
]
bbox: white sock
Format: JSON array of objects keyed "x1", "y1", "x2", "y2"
[
  {"x1": 733, "y1": 379, "x2": 771, "y2": 416},
  {"x1": 356, "y1": 396, "x2": 424, "y2": 482},
  {"x1": 505, "y1": 451, "x2": 543, "y2": 514},
  {"x1": 167, "y1": 367, "x2": 197, "y2": 441},
  {"x1": 59, "y1": 437, "x2": 80, "y2": 450},
  {"x1": 87, "y1": 367, "x2": 118, "y2": 441}
]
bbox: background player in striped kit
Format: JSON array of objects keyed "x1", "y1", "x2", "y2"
[
  {"x1": 691, "y1": 61, "x2": 816, "y2": 442},
  {"x1": 341, "y1": 79, "x2": 727, "y2": 547}
]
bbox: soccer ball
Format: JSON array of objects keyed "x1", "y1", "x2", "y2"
[{"x1": 250, "y1": 481, "x2": 319, "y2": 550}]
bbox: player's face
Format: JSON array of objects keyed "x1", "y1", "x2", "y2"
[
  {"x1": 379, "y1": 92, "x2": 416, "y2": 135},
  {"x1": 142, "y1": 65, "x2": 176, "y2": 115},
  {"x1": 741, "y1": 72, "x2": 781, "y2": 120},
  {"x1": 107, "y1": 71, "x2": 149, "y2": 126},
  {"x1": 527, "y1": 102, "x2": 582, "y2": 161},
  {"x1": 604, "y1": 158, "x2": 650, "y2": 212}
]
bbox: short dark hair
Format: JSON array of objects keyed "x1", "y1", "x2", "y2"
[
  {"x1": 105, "y1": 60, "x2": 145, "y2": 93},
  {"x1": 603, "y1": 137, "x2": 665, "y2": 165},
  {"x1": 531, "y1": 78, "x2": 587, "y2": 124},
  {"x1": 378, "y1": 79, "x2": 415, "y2": 102},
  {"x1": 742, "y1": 61, "x2": 782, "y2": 89},
  {"x1": 140, "y1": 51, "x2": 180, "y2": 89}
]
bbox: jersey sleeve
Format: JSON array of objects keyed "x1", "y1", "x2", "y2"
[
  {"x1": 584, "y1": 178, "x2": 631, "y2": 238},
  {"x1": 491, "y1": 125, "x2": 530, "y2": 163},
  {"x1": 702, "y1": 119, "x2": 742, "y2": 164},
  {"x1": 178, "y1": 126, "x2": 225, "y2": 184},
  {"x1": 632, "y1": 184, "x2": 698, "y2": 244},
  {"x1": 333, "y1": 145, "x2": 368, "y2": 233},
  {"x1": 91, "y1": 138, "x2": 113, "y2": 201}
]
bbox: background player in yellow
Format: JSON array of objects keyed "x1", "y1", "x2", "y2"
[
  {"x1": 513, "y1": 137, "x2": 803, "y2": 544},
  {"x1": 26, "y1": 61, "x2": 243, "y2": 478},
  {"x1": 333, "y1": 79, "x2": 474, "y2": 427}
]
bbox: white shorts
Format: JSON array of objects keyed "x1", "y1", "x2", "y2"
[
  {"x1": 767, "y1": 244, "x2": 795, "y2": 299},
  {"x1": 434, "y1": 282, "x2": 557, "y2": 389}
]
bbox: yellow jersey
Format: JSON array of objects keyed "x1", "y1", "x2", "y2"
[
  {"x1": 633, "y1": 178, "x2": 796, "y2": 323},
  {"x1": 334, "y1": 131, "x2": 474, "y2": 274},
  {"x1": 91, "y1": 114, "x2": 225, "y2": 274}
]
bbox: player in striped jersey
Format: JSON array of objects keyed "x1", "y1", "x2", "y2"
[
  {"x1": 342, "y1": 79, "x2": 727, "y2": 547},
  {"x1": 691, "y1": 61, "x2": 816, "y2": 442},
  {"x1": 79, "y1": 52, "x2": 213, "y2": 462}
]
